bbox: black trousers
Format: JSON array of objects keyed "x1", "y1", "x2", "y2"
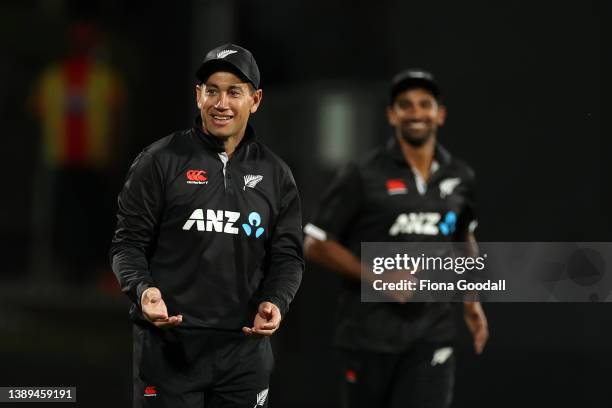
[
  {"x1": 133, "y1": 324, "x2": 274, "y2": 408},
  {"x1": 337, "y1": 343, "x2": 455, "y2": 408}
]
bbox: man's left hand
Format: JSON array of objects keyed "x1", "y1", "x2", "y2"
[
  {"x1": 463, "y1": 301, "x2": 489, "y2": 354},
  {"x1": 242, "y1": 302, "x2": 282, "y2": 336}
]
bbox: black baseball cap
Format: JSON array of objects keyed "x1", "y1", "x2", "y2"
[
  {"x1": 390, "y1": 69, "x2": 440, "y2": 104},
  {"x1": 196, "y1": 43, "x2": 260, "y2": 89}
]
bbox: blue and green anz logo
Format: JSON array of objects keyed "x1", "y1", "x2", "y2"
[
  {"x1": 241, "y1": 212, "x2": 265, "y2": 238},
  {"x1": 182, "y1": 209, "x2": 265, "y2": 238},
  {"x1": 389, "y1": 211, "x2": 457, "y2": 236},
  {"x1": 438, "y1": 211, "x2": 456, "y2": 236}
]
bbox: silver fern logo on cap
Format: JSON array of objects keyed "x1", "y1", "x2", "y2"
[
  {"x1": 244, "y1": 174, "x2": 263, "y2": 190},
  {"x1": 216, "y1": 49, "x2": 238, "y2": 59}
]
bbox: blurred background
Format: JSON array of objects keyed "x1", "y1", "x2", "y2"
[{"x1": 0, "y1": 0, "x2": 609, "y2": 406}]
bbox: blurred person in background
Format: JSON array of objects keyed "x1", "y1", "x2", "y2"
[
  {"x1": 110, "y1": 44, "x2": 303, "y2": 407},
  {"x1": 304, "y1": 69, "x2": 488, "y2": 408},
  {"x1": 31, "y1": 22, "x2": 126, "y2": 284}
]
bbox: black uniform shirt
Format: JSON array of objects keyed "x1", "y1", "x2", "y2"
[
  {"x1": 110, "y1": 118, "x2": 304, "y2": 330},
  {"x1": 306, "y1": 137, "x2": 477, "y2": 352}
]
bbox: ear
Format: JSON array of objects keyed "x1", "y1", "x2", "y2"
[
  {"x1": 436, "y1": 105, "x2": 447, "y2": 126},
  {"x1": 250, "y1": 89, "x2": 263, "y2": 114},
  {"x1": 195, "y1": 84, "x2": 202, "y2": 109},
  {"x1": 386, "y1": 105, "x2": 398, "y2": 126}
]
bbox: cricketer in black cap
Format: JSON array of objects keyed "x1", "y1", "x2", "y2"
[
  {"x1": 111, "y1": 42, "x2": 304, "y2": 407},
  {"x1": 304, "y1": 69, "x2": 488, "y2": 408}
]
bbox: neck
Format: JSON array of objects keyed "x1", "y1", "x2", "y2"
[
  {"x1": 201, "y1": 123, "x2": 247, "y2": 157},
  {"x1": 221, "y1": 133, "x2": 244, "y2": 157},
  {"x1": 397, "y1": 135, "x2": 436, "y2": 181}
]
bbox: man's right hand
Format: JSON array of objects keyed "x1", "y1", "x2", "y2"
[{"x1": 140, "y1": 287, "x2": 183, "y2": 328}]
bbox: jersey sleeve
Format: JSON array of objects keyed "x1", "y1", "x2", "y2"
[
  {"x1": 258, "y1": 165, "x2": 305, "y2": 316},
  {"x1": 109, "y1": 151, "x2": 164, "y2": 306},
  {"x1": 304, "y1": 162, "x2": 363, "y2": 243}
]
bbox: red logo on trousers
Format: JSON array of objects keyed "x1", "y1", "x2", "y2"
[
  {"x1": 144, "y1": 386, "x2": 157, "y2": 396},
  {"x1": 345, "y1": 369, "x2": 358, "y2": 383}
]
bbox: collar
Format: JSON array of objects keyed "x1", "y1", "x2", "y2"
[
  {"x1": 385, "y1": 136, "x2": 452, "y2": 169},
  {"x1": 192, "y1": 115, "x2": 257, "y2": 154}
]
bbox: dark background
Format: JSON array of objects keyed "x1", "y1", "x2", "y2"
[{"x1": 0, "y1": 0, "x2": 609, "y2": 407}]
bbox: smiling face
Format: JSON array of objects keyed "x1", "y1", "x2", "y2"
[
  {"x1": 195, "y1": 71, "x2": 262, "y2": 140},
  {"x1": 387, "y1": 87, "x2": 446, "y2": 147}
]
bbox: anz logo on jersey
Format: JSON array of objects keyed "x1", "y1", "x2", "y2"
[
  {"x1": 389, "y1": 211, "x2": 457, "y2": 236},
  {"x1": 182, "y1": 209, "x2": 265, "y2": 238}
]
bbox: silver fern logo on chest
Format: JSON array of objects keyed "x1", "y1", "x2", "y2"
[
  {"x1": 439, "y1": 178, "x2": 461, "y2": 198},
  {"x1": 243, "y1": 174, "x2": 263, "y2": 190}
]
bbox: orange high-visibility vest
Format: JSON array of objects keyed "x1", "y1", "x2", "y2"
[{"x1": 37, "y1": 58, "x2": 123, "y2": 167}]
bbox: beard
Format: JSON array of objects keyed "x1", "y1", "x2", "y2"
[{"x1": 400, "y1": 129, "x2": 434, "y2": 147}]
